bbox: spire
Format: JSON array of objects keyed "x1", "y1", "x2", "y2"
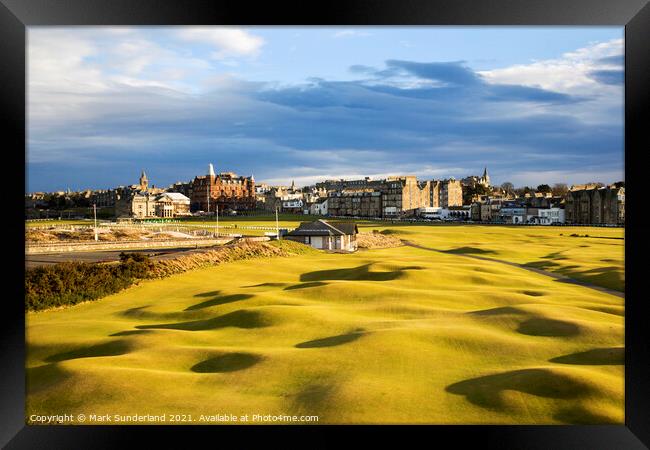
[
  {"x1": 139, "y1": 170, "x2": 148, "y2": 190},
  {"x1": 208, "y1": 163, "x2": 215, "y2": 177},
  {"x1": 291, "y1": 180, "x2": 296, "y2": 190},
  {"x1": 481, "y1": 167, "x2": 490, "y2": 186},
  {"x1": 250, "y1": 174, "x2": 255, "y2": 182}
]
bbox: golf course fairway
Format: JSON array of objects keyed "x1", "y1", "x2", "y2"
[{"x1": 26, "y1": 224, "x2": 624, "y2": 424}]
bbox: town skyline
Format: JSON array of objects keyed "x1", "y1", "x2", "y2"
[
  {"x1": 27, "y1": 26, "x2": 624, "y2": 192},
  {"x1": 25, "y1": 163, "x2": 624, "y2": 195}
]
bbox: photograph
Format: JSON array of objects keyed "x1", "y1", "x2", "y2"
[{"x1": 22, "y1": 25, "x2": 628, "y2": 426}]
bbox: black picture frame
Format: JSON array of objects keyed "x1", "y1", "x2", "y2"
[{"x1": 3, "y1": 0, "x2": 648, "y2": 448}]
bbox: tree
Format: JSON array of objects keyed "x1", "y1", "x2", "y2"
[
  {"x1": 613, "y1": 181, "x2": 625, "y2": 188},
  {"x1": 500, "y1": 182, "x2": 514, "y2": 195},
  {"x1": 463, "y1": 183, "x2": 491, "y2": 204},
  {"x1": 536, "y1": 184, "x2": 552, "y2": 193},
  {"x1": 551, "y1": 183, "x2": 568, "y2": 196},
  {"x1": 514, "y1": 186, "x2": 534, "y2": 197}
]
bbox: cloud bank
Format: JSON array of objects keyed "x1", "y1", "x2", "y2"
[{"x1": 27, "y1": 29, "x2": 624, "y2": 191}]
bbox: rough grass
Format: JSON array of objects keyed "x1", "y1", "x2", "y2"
[
  {"x1": 26, "y1": 228, "x2": 196, "y2": 243},
  {"x1": 26, "y1": 225, "x2": 624, "y2": 425},
  {"x1": 357, "y1": 231, "x2": 403, "y2": 249}
]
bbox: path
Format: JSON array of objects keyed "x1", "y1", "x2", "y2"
[{"x1": 401, "y1": 240, "x2": 624, "y2": 299}]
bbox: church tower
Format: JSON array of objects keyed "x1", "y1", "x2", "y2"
[
  {"x1": 139, "y1": 170, "x2": 148, "y2": 191},
  {"x1": 481, "y1": 167, "x2": 490, "y2": 187}
]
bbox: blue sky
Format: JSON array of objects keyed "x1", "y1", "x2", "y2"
[{"x1": 27, "y1": 26, "x2": 624, "y2": 192}]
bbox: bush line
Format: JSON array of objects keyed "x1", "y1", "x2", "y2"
[{"x1": 25, "y1": 240, "x2": 315, "y2": 312}]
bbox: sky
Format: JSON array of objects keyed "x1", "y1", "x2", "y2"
[{"x1": 27, "y1": 26, "x2": 624, "y2": 192}]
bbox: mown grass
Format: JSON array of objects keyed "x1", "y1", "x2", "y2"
[
  {"x1": 363, "y1": 224, "x2": 624, "y2": 292},
  {"x1": 26, "y1": 224, "x2": 624, "y2": 424}
]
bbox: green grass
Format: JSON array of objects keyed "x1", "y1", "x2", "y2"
[
  {"x1": 26, "y1": 224, "x2": 624, "y2": 424},
  {"x1": 363, "y1": 224, "x2": 624, "y2": 292},
  {"x1": 26, "y1": 219, "x2": 95, "y2": 228}
]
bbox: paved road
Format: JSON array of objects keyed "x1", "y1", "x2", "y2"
[
  {"x1": 25, "y1": 246, "x2": 214, "y2": 269},
  {"x1": 402, "y1": 240, "x2": 624, "y2": 299}
]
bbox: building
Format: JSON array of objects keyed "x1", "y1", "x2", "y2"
[
  {"x1": 117, "y1": 191, "x2": 156, "y2": 218},
  {"x1": 462, "y1": 167, "x2": 491, "y2": 189},
  {"x1": 476, "y1": 199, "x2": 503, "y2": 222},
  {"x1": 326, "y1": 176, "x2": 431, "y2": 218},
  {"x1": 259, "y1": 185, "x2": 303, "y2": 212},
  {"x1": 527, "y1": 207, "x2": 565, "y2": 224},
  {"x1": 418, "y1": 205, "x2": 470, "y2": 220},
  {"x1": 190, "y1": 163, "x2": 255, "y2": 213},
  {"x1": 564, "y1": 184, "x2": 624, "y2": 225},
  {"x1": 285, "y1": 219, "x2": 358, "y2": 251},
  {"x1": 308, "y1": 198, "x2": 329, "y2": 216},
  {"x1": 431, "y1": 178, "x2": 463, "y2": 208},
  {"x1": 155, "y1": 192, "x2": 191, "y2": 218},
  {"x1": 497, "y1": 205, "x2": 527, "y2": 224},
  {"x1": 167, "y1": 181, "x2": 193, "y2": 199},
  {"x1": 328, "y1": 190, "x2": 383, "y2": 218},
  {"x1": 281, "y1": 199, "x2": 304, "y2": 214}
]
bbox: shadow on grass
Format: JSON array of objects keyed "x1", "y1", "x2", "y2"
[
  {"x1": 290, "y1": 380, "x2": 339, "y2": 415},
  {"x1": 521, "y1": 290, "x2": 546, "y2": 297},
  {"x1": 300, "y1": 264, "x2": 422, "y2": 282},
  {"x1": 524, "y1": 260, "x2": 623, "y2": 293},
  {"x1": 44, "y1": 340, "x2": 132, "y2": 363},
  {"x1": 136, "y1": 309, "x2": 271, "y2": 331},
  {"x1": 194, "y1": 290, "x2": 221, "y2": 298},
  {"x1": 517, "y1": 318, "x2": 581, "y2": 337},
  {"x1": 444, "y1": 247, "x2": 497, "y2": 255},
  {"x1": 446, "y1": 368, "x2": 595, "y2": 410},
  {"x1": 549, "y1": 347, "x2": 624, "y2": 365},
  {"x1": 243, "y1": 282, "x2": 288, "y2": 288},
  {"x1": 184, "y1": 294, "x2": 253, "y2": 311},
  {"x1": 552, "y1": 266, "x2": 623, "y2": 292},
  {"x1": 524, "y1": 260, "x2": 561, "y2": 270},
  {"x1": 553, "y1": 406, "x2": 620, "y2": 424},
  {"x1": 295, "y1": 329, "x2": 366, "y2": 348},
  {"x1": 468, "y1": 306, "x2": 526, "y2": 316},
  {"x1": 284, "y1": 282, "x2": 328, "y2": 291},
  {"x1": 109, "y1": 329, "x2": 152, "y2": 337},
  {"x1": 191, "y1": 352, "x2": 263, "y2": 373},
  {"x1": 27, "y1": 363, "x2": 70, "y2": 394}
]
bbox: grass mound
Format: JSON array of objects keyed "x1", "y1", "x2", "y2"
[
  {"x1": 269, "y1": 239, "x2": 319, "y2": 255},
  {"x1": 357, "y1": 231, "x2": 403, "y2": 249},
  {"x1": 191, "y1": 353, "x2": 263, "y2": 373},
  {"x1": 26, "y1": 224, "x2": 624, "y2": 424}
]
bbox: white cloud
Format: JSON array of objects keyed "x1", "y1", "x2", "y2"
[
  {"x1": 176, "y1": 27, "x2": 264, "y2": 59},
  {"x1": 479, "y1": 38, "x2": 623, "y2": 94},
  {"x1": 506, "y1": 169, "x2": 624, "y2": 187}
]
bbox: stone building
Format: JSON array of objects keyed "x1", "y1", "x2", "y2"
[
  {"x1": 564, "y1": 184, "x2": 624, "y2": 225},
  {"x1": 155, "y1": 192, "x2": 191, "y2": 218},
  {"x1": 190, "y1": 163, "x2": 255, "y2": 213},
  {"x1": 431, "y1": 178, "x2": 463, "y2": 208},
  {"x1": 285, "y1": 219, "x2": 358, "y2": 252},
  {"x1": 462, "y1": 167, "x2": 491, "y2": 189},
  {"x1": 328, "y1": 190, "x2": 383, "y2": 217},
  {"x1": 326, "y1": 176, "x2": 431, "y2": 218}
]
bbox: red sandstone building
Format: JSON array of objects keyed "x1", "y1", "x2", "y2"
[{"x1": 190, "y1": 163, "x2": 256, "y2": 213}]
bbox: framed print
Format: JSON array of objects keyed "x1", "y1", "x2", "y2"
[{"x1": 2, "y1": 0, "x2": 649, "y2": 447}]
